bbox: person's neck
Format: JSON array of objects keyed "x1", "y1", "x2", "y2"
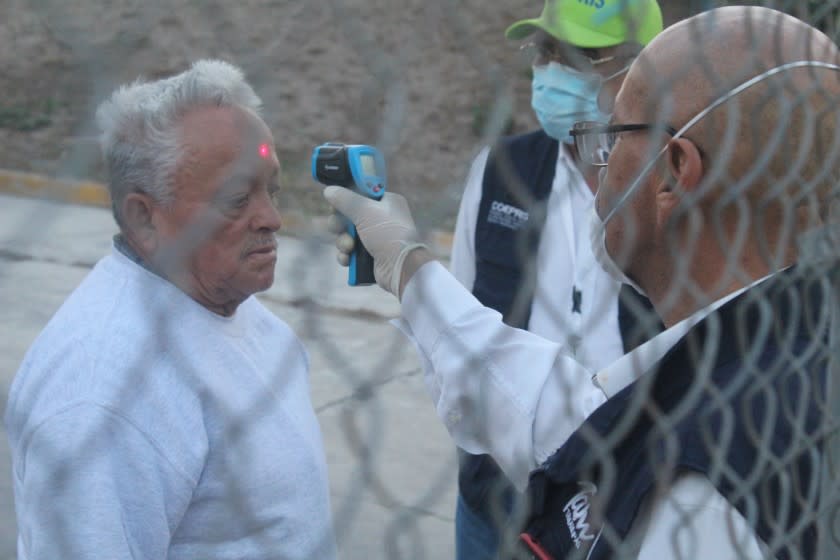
[
  {"x1": 118, "y1": 233, "x2": 244, "y2": 317},
  {"x1": 652, "y1": 275, "x2": 751, "y2": 328},
  {"x1": 114, "y1": 233, "x2": 154, "y2": 272},
  {"x1": 165, "y1": 267, "x2": 246, "y2": 317},
  {"x1": 644, "y1": 238, "x2": 795, "y2": 328}
]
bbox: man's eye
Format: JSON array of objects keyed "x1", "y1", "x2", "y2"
[{"x1": 228, "y1": 195, "x2": 249, "y2": 210}]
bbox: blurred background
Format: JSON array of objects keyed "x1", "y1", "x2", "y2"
[
  {"x1": 1, "y1": 1, "x2": 839, "y2": 559},
  {"x1": 0, "y1": 1, "x2": 712, "y2": 231}
]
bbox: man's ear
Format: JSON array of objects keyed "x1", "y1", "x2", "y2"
[
  {"x1": 122, "y1": 192, "x2": 159, "y2": 254},
  {"x1": 657, "y1": 137, "x2": 704, "y2": 225},
  {"x1": 665, "y1": 137, "x2": 703, "y2": 192}
]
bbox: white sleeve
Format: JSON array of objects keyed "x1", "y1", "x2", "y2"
[
  {"x1": 634, "y1": 473, "x2": 770, "y2": 560},
  {"x1": 15, "y1": 404, "x2": 195, "y2": 559},
  {"x1": 395, "y1": 261, "x2": 606, "y2": 490},
  {"x1": 449, "y1": 147, "x2": 490, "y2": 290}
]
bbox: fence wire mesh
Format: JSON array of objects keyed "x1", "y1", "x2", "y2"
[{"x1": 1, "y1": 1, "x2": 840, "y2": 559}]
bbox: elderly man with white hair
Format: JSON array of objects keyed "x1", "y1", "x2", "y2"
[{"x1": 5, "y1": 60, "x2": 336, "y2": 559}]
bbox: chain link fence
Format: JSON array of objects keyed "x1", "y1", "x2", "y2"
[{"x1": 1, "y1": 1, "x2": 840, "y2": 559}]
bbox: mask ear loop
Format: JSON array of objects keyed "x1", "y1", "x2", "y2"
[
  {"x1": 603, "y1": 63, "x2": 633, "y2": 83},
  {"x1": 597, "y1": 64, "x2": 633, "y2": 114},
  {"x1": 600, "y1": 60, "x2": 840, "y2": 227}
]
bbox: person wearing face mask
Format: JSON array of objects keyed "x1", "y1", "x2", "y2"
[
  {"x1": 446, "y1": 1, "x2": 663, "y2": 558},
  {"x1": 323, "y1": 5, "x2": 839, "y2": 558}
]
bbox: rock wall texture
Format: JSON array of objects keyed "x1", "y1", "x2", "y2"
[{"x1": 0, "y1": 1, "x2": 696, "y2": 228}]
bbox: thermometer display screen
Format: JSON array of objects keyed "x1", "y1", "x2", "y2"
[{"x1": 360, "y1": 154, "x2": 377, "y2": 176}]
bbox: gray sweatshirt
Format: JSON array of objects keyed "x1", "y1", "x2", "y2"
[{"x1": 5, "y1": 246, "x2": 336, "y2": 559}]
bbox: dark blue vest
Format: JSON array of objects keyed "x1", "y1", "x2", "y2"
[
  {"x1": 517, "y1": 265, "x2": 833, "y2": 560},
  {"x1": 472, "y1": 130, "x2": 558, "y2": 330},
  {"x1": 460, "y1": 130, "x2": 662, "y2": 522}
]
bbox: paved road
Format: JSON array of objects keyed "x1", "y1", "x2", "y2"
[{"x1": 0, "y1": 194, "x2": 457, "y2": 559}]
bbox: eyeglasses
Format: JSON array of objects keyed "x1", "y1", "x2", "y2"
[
  {"x1": 570, "y1": 121, "x2": 679, "y2": 167},
  {"x1": 519, "y1": 41, "x2": 616, "y2": 71}
]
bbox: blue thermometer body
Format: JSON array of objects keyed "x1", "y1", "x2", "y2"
[{"x1": 312, "y1": 143, "x2": 386, "y2": 286}]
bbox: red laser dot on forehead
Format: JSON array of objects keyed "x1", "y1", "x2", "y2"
[{"x1": 258, "y1": 143, "x2": 271, "y2": 159}]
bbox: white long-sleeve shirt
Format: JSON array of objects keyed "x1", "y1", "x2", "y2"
[
  {"x1": 449, "y1": 146, "x2": 625, "y2": 371},
  {"x1": 396, "y1": 261, "x2": 769, "y2": 559}
]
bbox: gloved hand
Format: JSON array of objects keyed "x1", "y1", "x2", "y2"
[{"x1": 323, "y1": 186, "x2": 428, "y2": 297}]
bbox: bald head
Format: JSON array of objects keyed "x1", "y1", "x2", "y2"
[
  {"x1": 634, "y1": 7, "x2": 839, "y2": 123},
  {"x1": 616, "y1": 6, "x2": 840, "y2": 237},
  {"x1": 598, "y1": 7, "x2": 840, "y2": 323}
]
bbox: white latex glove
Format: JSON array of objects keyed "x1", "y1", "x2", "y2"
[{"x1": 323, "y1": 186, "x2": 427, "y2": 296}]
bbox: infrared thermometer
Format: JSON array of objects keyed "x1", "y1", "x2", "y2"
[{"x1": 312, "y1": 143, "x2": 386, "y2": 286}]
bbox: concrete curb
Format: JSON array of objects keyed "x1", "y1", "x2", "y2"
[
  {"x1": 0, "y1": 168, "x2": 111, "y2": 208},
  {"x1": 0, "y1": 168, "x2": 454, "y2": 257}
]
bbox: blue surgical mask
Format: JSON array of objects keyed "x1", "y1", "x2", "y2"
[{"x1": 531, "y1": 62, "x2": 609, "y2": 144}]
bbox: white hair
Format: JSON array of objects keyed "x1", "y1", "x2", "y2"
[{"x1": 95, "y1": 59, "x2": 263, "y2": 228}]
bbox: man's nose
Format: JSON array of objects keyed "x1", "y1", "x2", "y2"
[{"x1": 252, "y1": 190, "x2": 283, "y2": 232}]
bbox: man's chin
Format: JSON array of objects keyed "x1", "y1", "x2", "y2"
[
  {"x1": 246, "y1": 274, "x2": 275, "y2": 295},
  {"x1": 240, "y1": 255, "x2": 277, "y2": 292},
  {"x1": 252, "y1": 269, "x2": 277, "y2": 294}
]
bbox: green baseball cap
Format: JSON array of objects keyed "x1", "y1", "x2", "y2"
[{"x1": 505, "y1": 0, "x2": 663, "y2": 48}]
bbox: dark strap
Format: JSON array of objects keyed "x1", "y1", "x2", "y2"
[{"x1": 472, "y1": 129, "x2": 558, "y2": 328}]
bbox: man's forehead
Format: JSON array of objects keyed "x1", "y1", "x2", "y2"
[
  {"x1": 218, "y1": 164, "x2": 279, "y2": 193},
  {"x1": 611, "y1": 76, "x2": 642, "y2": 124},
  {"x1": 176, "y1": 106, "x2": 278, "y2": 197},
  {"x1": 183, "y1": 106, "x2": 273, "y2": 155},
  {"x1": 533, "y1": 29, "x2": 561, "y2": 44}
]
